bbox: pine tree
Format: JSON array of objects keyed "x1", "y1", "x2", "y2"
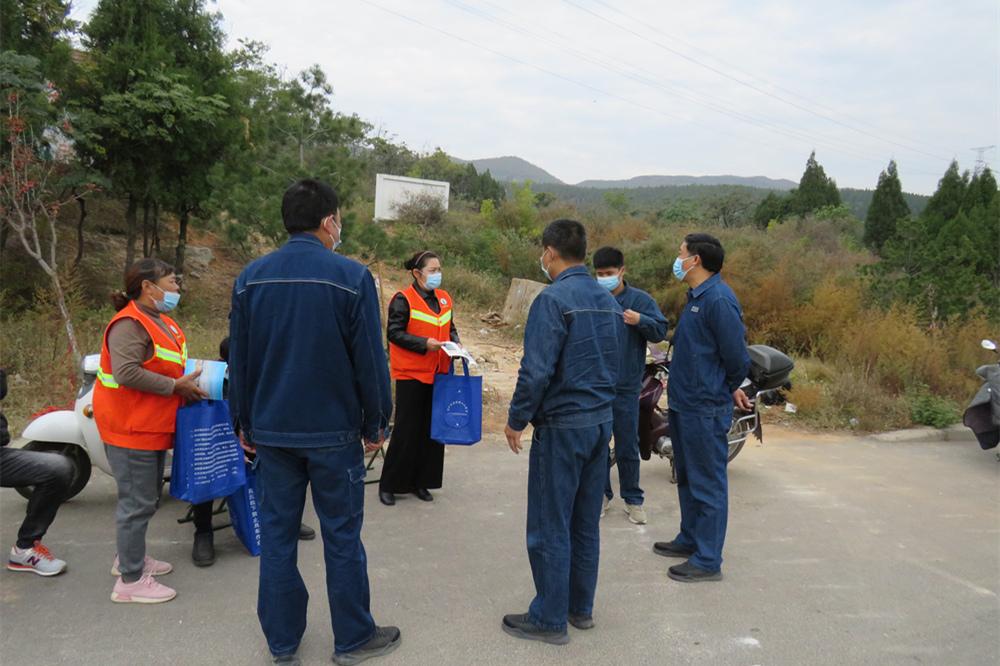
[
  {"x1": 863, "y1": 160, "x2": 910, "y2": 253},
  {"x1": 787, "y1": 151, "x2": 841, "y2": 217},
  {"x1": 921, "y1": 160, "x2": 968, "y2": 235}
]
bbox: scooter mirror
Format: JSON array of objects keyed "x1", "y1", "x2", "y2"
[{"x1": 982, "y1": 339, "x2": 998, "y2": 351}]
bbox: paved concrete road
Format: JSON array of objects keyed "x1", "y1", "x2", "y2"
[{"x1": 2, "y1": 429, "x2": 998, "y2": 665}]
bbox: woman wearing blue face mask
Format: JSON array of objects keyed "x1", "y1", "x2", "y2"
[
  {"x1": 380, "y1": 250, "x2": 460, "y2": 506},
  {"x1": 94, "y1": 258, "x2": 207, "y2": 604}
]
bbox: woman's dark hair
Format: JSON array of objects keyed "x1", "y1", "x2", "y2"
[
  {"x1": 218, "y1": 336, "x2": 230, "y2": 362},
  {"x1": 404, "y1": 250, "x2": 439, "y2": 272},
  {"x1": 683, "y1": 233, "x2": 725, "y2": 273},
  {"x1": 112, "y1": 258, "x2": 175, "y2": 311},
  {"x1": 542, "y1": 219, "x2": 587, "y2": 262},
  {"x1": 281, "y1": 178, "x2": 340, "y2": 234}
]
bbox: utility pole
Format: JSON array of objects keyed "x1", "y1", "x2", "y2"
[{"x1": 970, "y1": 145, "x2": 996, "y2": 175}]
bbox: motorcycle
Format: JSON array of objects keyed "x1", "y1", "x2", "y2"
[
  {"x1": 962, "y1": 339, "x2": 1000, "y2": 451},
  {"x1": 13, "y1": 353, "x2": 220, "y2": 501},
  {"x1": 613, "y1": 343, "x2": 794, "y2": 481}
]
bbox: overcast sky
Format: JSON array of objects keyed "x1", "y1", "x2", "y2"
[{"x1": 71, "y1": 0, "x2": 998, "y2": 193}]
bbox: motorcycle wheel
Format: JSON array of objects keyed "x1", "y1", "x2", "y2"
[{"x1": 13, "y1": 441, "x2": 93, "y2": 502}]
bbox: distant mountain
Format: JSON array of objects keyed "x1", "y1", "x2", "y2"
[
  {"x1": 575, "y1": 174, "x2": 797, "y2": 190},
  {"x1": 455, "y1": 155, "x2": 564, "y2": 184}
]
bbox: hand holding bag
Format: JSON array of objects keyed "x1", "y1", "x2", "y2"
[
  {"x1": 431, "y1": 359, "x2": 483, "y2": 445},
  {"x1": 169, "y1": 400, "x2": 247, "y2": 504}
]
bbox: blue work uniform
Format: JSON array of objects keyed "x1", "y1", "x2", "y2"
[
  {"x1": 666, "y1": 272, "x2": 750, "y2": 573},
  {"x1": 229, "y1": 234, "x2": 393, "y2": 658},
  {"x1": 605, "y1": 283, "x2": 668, "y2": 506},
  {"x1": 508, "y1": 265, "x2": 624, "y2": 631}
]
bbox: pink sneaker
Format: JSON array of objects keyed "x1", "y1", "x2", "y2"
[
  {"x1": 110, "y1": 554, "x2": 173, "y2": 577},
  {"x1": 110, "y1": 574, "x2": 176, "y2": 604}
]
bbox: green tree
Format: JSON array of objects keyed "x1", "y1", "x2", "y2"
[
  {"x1": 863, "y1": 160, "x2": 910, "y2": 253},
  {"x1": 752, "y1": 191, "x2": 788, "y2": 229},
  {"x1": 208, "y1": 43, "x2": 368, "y2": 247},
  {"x1": 1, "y1": 0, "x2": 77, "y2": 82},
  {"x1": 921, "y1": 160, "x2": 968, "y2": 236},
  {"x1": 604, "y1": 190, "x2": 629, "y2": 216},
  {"x1": 787, "y1": 151, "x2": 840, "y2": 217},
  {"x1": 81, "y1": 0, "x2": 237, "y2": 273}
]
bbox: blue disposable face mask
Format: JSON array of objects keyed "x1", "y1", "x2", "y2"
[
  {"x1": 425, "y1": 271, "x2": 442, "y2": 290},
  {"x1": 328, "y1": 218, "x2": 342, "y2": 252},
  {"x1": 539, "y1": 253, "x2": 552, "y2": 282},
  {"x1": 673, "y1": 256, "x2": 693, "y2": 281},
  {"x1": 597, "y1": 273, "x2": 621, "y2": 291},
  {"x1": 153, "y1": 284, "x2": 181, "y2": 312}
]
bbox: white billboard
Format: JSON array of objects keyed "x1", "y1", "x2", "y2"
[{"x1": 374, "y1": 173, "x2": 450, "y2": 222}]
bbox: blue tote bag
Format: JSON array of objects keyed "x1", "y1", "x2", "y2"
[
  {"x1": 431, "y1": 359, "x2": 482, "y2": 445},
  {"x1": 170, "y1": 400, "x2": 247, "y2": 504},
  {"x1": 226, "y1": 461, "x2": 261, "y2": 556}
]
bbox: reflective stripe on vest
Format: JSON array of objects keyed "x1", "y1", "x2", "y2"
[
  {"x1": 408, "y1": 309, "x2": 453, "y2": 327},
  {"x1": 97, "y1": 369, "x2": 119, "y2": 389},
  {"x1": 154, "y1": 345, "x2": 183, "y2": 365}
]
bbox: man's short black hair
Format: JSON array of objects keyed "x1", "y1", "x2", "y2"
[
  {"x1": 281, "y1": 178, "x2": 340, "y2": 234},
  {"x1": 593, "y1": 246, "x2": 624, "y2": 270},
  {"x1": 684, "y1": 232, "x2": 725, "y2": 273},
  {"x1": 542, "y1": 219, "x2": 587, "y2": 262}
]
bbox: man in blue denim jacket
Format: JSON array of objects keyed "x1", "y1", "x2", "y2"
[
  {"x1": 229, "y1": 180, "x2": 399, "y2": 666},
  {"x1": 593, "y1": 246, "x2": 668, "y2": 525},
  {"x1": 653, "y1": 233, "x2": 751, "y2": 583},
  {"x1": 502, "y1": 219, "x2": 625, "y2": 645}
]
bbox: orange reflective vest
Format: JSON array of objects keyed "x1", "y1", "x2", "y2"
[
  {"x1": 93, "y1": 300, "x2": 188, "y2": 451},
  {"x1": 389, "y1": 285, "x2": 453, "y2": 384}
]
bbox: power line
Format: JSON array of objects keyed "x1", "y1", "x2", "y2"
[
  {"x1": 588, "y1": 0, "x2": 952, "y2": 158},
  {"x1": 561, "y1": 0, "x2": 953, "y2": 164},
  {"x1": 451, "y1": 0, "x2": 894, "y2": 164}
]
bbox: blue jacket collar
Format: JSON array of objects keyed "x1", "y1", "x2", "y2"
[
  {"x1": 287, "y1": 232, "x2": 325, "y2": 247},
  {"x1": 689, "y1": 272, "x2": 721, "y2": 299},
  {"x1": 554, "y1": 265, "x2": 589, "y2": 282}
]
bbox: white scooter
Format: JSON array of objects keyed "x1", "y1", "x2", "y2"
[
  {"x1": 13, "y1": 354, "x2": 105, "y2": 500},
  {"x1": 13, "y1": 353, "x2": 222, "y2": 501}
]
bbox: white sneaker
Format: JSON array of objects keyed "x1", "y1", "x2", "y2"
[
  {"x1": 600, "y1": 496, "x2": 610, "y2": 518},
  {"x1": 111, "y1": 554, "x2": 173, "y2": 577},
  {"x1": 625, "y1": 504, "x2": 647, "y2": 525},
  {"x1": 7, "y1": 541, "x2": 67, "y2": 576}
]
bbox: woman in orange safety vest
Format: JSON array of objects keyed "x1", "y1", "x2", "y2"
[
  {"x1": 93, "y1": 258, "x2": 206, "y2": 604},
  {"x1": 379, "y1": 250, "x2": 460, "y2": 506}
]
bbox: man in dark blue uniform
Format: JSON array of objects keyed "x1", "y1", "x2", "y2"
[
  {"x1": 503, "y1": 219, "x2": 624, "y2": 644},
  {"x1": 653, "y1": 233, "x2": 751, "y2": 582},
  {"x1": 593, "y1": 247, "x2": 668, "y2": 525}
]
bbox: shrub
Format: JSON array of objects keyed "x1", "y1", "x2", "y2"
[
  {"x1": 394, "y1": 192, "x2": 446, "y2": 227},
  {"x1": 907, "y1": 386, "x2": 961, "y2": 428}
]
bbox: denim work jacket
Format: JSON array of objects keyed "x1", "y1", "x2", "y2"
[
  {"x1": 614, "y1": 282, "x2": 669, "y2": 395},
  {"x1": 667, "y1": 273, "x2": 751, "y2": 413},
  {"x1": 229, "y1": 234, "x2": 393, "y2": 447},
  {"x1": 508, "y1": 265, "x2": 625, "y2": 431}
]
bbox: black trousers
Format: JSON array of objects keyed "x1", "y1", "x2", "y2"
[
  {"x1": 0, "y1": 447, "x2": 73, "y2": 548},
  {"x1": 379, "y1": 380, "x2": 444, "y2": 494}
]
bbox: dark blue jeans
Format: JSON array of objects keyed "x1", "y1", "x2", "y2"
[
  {"x1": 605, "y1": 392, "x2": 643, "y2": 505},
  {"x1": 526, "y1": 422, "x2": 611, "y2": 631},
  {"x1": 0, "y1": 447, "x2": 73, "y2": 549},
  {"x1": 669, "y1": 408, "x2": 732, "y2": 572},
  {"x1": 256, "y1": 443, "x2": 375, "y2": 657}
]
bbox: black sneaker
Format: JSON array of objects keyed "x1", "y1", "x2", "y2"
[
  {"x1": 652, "y1": 540, "x2": 695, "y2": 559},
  {"x1": 298, "y1": 523, "x2": 316, "y2": 541},
  {"x1": 501, "y1": 613, "x2": 570, "y2": 645},
  {"x1": 192, "y1": 532, "x2": 215, "y2": 567},
  {"x1": 668, "y1": 561, "x2": 722, "y2": 582},
  {"x1": 568, "y1": 614, "x2": 594, "y2": 630},
  {"x1": 332, "y1": 625, "x2": 401, "y2": 665}
]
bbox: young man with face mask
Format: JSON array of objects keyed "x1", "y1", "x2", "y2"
[
  {"x1": 229, "y1": 179, "x2": 398, "y2": 665},
  {"x1": 652, "y1": 233, "x2": 751, "y2": 583},
  {"x1": 592, "y1": 247, "x2": 668, "y2": 525},
  {"x1": 503, "y1": 220, "x2": 625, "y2": 645}
]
